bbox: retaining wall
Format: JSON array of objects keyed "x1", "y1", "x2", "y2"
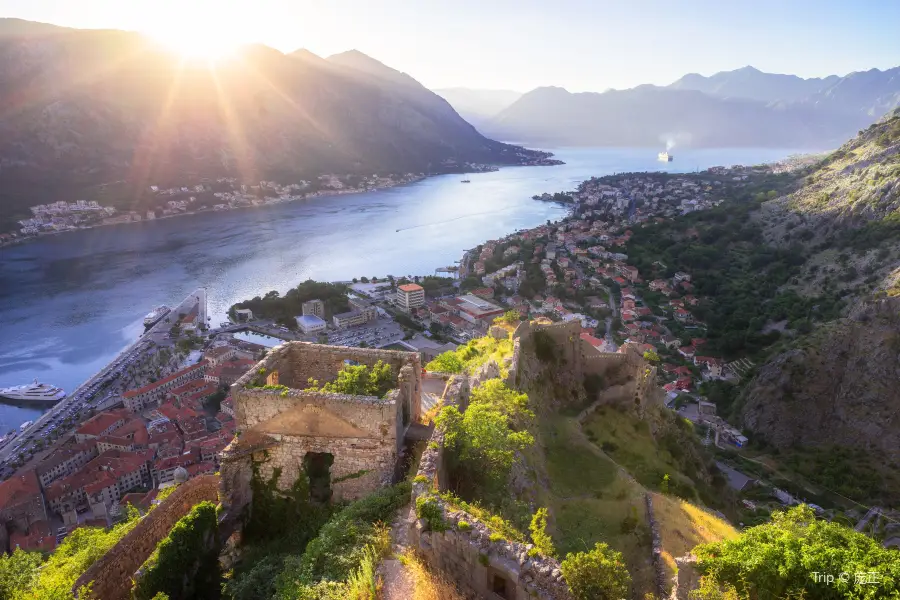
[{"x1": 409, "y1": 368, "x2": 573, "y2": 600}]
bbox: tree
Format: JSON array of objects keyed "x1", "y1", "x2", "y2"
[
  {"x1": 425, "y1": 350, "x2": 464, "y2": 373},
  {"x1": 0, "y1": 548, "x2": 42, "y2": 598},
  {"x1": 496, "y1": 310, "x2": 521, "y2": 326},
  {"x1": 360, "y1": 277, "x2": 369, "y2": 283},
  {"x1": 694, "y1": 505, "x2": 900, "y2": 599},
  {"x1": 643, "y1": 350, "x2": 660, "y2": 363},
  {"x1": 435, "y1": 380, "x2": 533, "y2": 487},
  {"x1": 560, "y1": 542, "x2": 632, "y2": 600}
]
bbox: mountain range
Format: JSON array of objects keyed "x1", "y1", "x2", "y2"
[
  {"x1": 0, "y1": 19, "x2": 548, "y2": 226},
  {"x1": 446, "y1": 65, "x2": 900, "y2": 149},
  {"x1": 432, "y1": 88, "x2": 523, "y2": 128}
]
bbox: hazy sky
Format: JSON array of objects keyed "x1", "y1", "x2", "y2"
[{"x1": 3, "y1": 0, "x2": 900, "y2": 92}]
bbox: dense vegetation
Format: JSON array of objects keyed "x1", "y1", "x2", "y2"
[
  {"x1": 224, "y1": 465, "x2": 333, "y2": 600},
  {"x1": 424, "y1": 334, "x2": 514, "y2": 374},
  {"x1": 272, "y1": 483, "x2": 411, "y2": 599},
  {"x1": 694, "y1": 505, "x2": 900, "y2": 599},
  {"x1": 625, "y1": 190, "x2": 842, "y2": 360},
  {"x1": 135, "y1": 501, "x2": 220, "y2": 600},
  {"x1": 230, "y1": 281, "x2": 350, "y2": 329},
  {"x1": 436, "y1": 379, "x2": 534, "y2": 507},
  {"x1": 305, "y1": 360, "x2": 396, "y2": 398},
  {"x1": 0, "y1": 506, "x2": 141, "y2": 599},
  {"x1": 559, "y1": 542, "x2": 631, "y2": 600}
]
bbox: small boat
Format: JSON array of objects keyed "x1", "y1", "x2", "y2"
[{"x1": 460, "y1": 179, "x2": 471, "y2": 183}]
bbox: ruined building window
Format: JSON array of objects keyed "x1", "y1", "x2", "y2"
[
  {"x1": 303, "y1": 452, "x2": 334, "y2": 503},
  {"x1": 488, "y1": 568, "x2": 512, "y2": 600}
]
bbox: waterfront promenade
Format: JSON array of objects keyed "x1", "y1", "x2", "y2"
[{"x1": 0, "y1": 289, "x2": 207, "y2": 464}]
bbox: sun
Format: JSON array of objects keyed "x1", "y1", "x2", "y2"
[{"x1": 151, "y1": 28, "x2": 239, "y2": 61}]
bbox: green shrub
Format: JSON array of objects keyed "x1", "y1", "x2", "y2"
[
  {"x1": 457, "y1": 521, "x2": 471, "y2": 531},
  {"x1": 273, "y1": 484, "x2": 409, "y2": 599},
  {"x1": 694, "y1": 505, "x2": 900, "y2": 599},
  {"x1": 560, "y1": 542, "x2": 632, "y2": 600},
  {"x1": 528, "y1": 508, "x2": 557, "y2": 558},
  {"x1": 305, "y1": 360, "x2": 396, "y2": 397},
  {"x1": 415, "y1": 495, "x2": 447, "y2": 532}
]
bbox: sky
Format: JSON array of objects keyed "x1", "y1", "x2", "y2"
[{"x1": 2, "y1": 0, "x2": 900, "y2": 92}]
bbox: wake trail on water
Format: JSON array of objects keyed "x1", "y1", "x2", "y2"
[{"x1": 394, "y1": 208, "x2": 509, "y2": 232}]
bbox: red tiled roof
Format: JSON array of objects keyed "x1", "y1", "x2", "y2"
[
  {"x1": 76, "y1": 409, "x2": 128, "y2": 437},
  {"x1": 124, "y1": 361, "x2": 207, "y2": 398},
  {"x1": 0, "y1": 470, "x2": 42, "y2": 509},
  {"x1": 9, "y1": 520, "x2": 55, "y2": 552},
  {"x1": 398, "y1": 283, "x2": 423, "y2": 293}
]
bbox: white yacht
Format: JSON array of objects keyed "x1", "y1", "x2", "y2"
[
  {"x1": 143, "y1": 305, "x2": 172, "y2": 328},
  {"x1": 0, "y1": 380, "x2": 66, "y2": 404}
]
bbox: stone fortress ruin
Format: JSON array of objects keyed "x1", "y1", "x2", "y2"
[
  {"x1": 69, "y1": 327, "x2": 673, "y2": 599},
  {"x1": 219, "y1": 342, "x2": 423, "y2": 518}
]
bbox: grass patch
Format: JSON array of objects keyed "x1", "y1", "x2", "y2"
[
  {"x1": 425, "y1": 333, "x2": 514, "y2": 376},
  {"x1": 651, "y1": 492, "x2": 737, "y2": 578},
  {"x1": 532, "y1": 416, "x2": 656, "y2": 597},
  {"x1": 583, "y1": 406, "x2": 712, "y2": 503},
  {"x1": 541, "y1": 417, "x2": 618, "y2": 496},
  {"x1": 398, "y1": 550, "x2": 464, "y2": 600}
]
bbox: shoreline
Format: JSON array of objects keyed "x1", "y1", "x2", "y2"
[{"x1": 0, "y1": 159, "x2": 563, "y2": 250}]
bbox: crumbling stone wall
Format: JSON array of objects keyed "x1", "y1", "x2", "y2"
[
  {"x1": 227, "y1": 342, "x2": 422, "y2": 504},
  {"x1": 74, "y1": 475, "x2": 219, "y2": 600},
  {"x1": 510, "y1": 319, "x2": 662, "y2": 413},
  {"x1": 410, "y1": 370, "x2": 573, "y2": 600}
]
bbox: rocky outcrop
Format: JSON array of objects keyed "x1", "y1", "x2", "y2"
[{"x1": 740, "y1": 296, "x2": 900, "y2": 497}]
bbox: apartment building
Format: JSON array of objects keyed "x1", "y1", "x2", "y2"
[
  {"x1": 332, "y1": 305, "x2": 378, "y2": 329},
  {"x1": 301, "y1": 299, "x2": 326, "y2": 319},
  {"x1": 123, "y1": 361, "x2": 208, "y2": 412},
  {"x1": 36, "y1": 442, "x2": 99, "y2": 487},
  {"x1": 396, "y1": 283, "x2": 425, "y2": 312}
]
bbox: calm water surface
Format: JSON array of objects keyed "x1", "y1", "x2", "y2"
[{"x1": 0, "y1": 147, "x2": 801, "y2": 430}]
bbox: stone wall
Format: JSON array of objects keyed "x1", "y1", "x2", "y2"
[
  {"x1": 224, "y1": 342, "x2": 423, "y2": 508},
  {"x1": 509, "y1": 319, "x2": 663, "y2": 414},
  {"x1": 646, "y1": 493, "x2": 667, "y2": 599},
  {"x1": 410, "y1": 370, "x2": 573, "y2": 600},
  {"x1": 74, "y1": 475, "x2": 219, "y2": 600}
]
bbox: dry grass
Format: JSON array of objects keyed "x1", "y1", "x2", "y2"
[
  {"x1": 397, "y1": 550, "x2": 465, "y2": 600},
  {"x1": 651, "y1": 492, "x2": 738, "y2": 575}
]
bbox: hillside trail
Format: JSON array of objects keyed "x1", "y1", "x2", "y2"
[{"x1": 380, "y1": 502, "x2": 416, "y2": 600}]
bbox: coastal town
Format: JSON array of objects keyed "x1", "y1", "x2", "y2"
[
  {"x1": 0, "y1": 153, "x2": 562, "y2": 247},
  {"x1": 0, "y1": 161, "x2": 882, "y2": 555}
]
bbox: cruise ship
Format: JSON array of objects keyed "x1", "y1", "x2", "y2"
[
  {"x1": 0, "y1": 380, "x2": 66, "y2": 404},
  {"x1": 658, "y1": 151, "x2": 673, "y2": 162},
  {"x1": 143, "y1": 305, "x2": 172, "y2": 328}
]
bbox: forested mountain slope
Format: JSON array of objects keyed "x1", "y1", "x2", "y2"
[{"x1": 0, "y1": 20, "x2": 545, "y2": 225}]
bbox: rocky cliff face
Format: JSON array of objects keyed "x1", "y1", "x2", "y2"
[{"x1": 741, "y1": 296, "x2": 900, "y2": 485}]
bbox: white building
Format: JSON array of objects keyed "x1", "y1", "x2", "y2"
[
  {"x1": 296, "y1": 315, "x2": 327, "y2": 334},
  {"x1": 333, "y1": 306, "x2": 378, "y2": 329}
]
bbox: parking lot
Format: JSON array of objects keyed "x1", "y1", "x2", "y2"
[{"x1": 325, "y1": 319, "x2": 404, "y2": 348}]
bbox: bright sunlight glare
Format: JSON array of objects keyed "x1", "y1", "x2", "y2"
[{"x1": 141, "y1": 2, "x2": 246, "y2": 61}]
